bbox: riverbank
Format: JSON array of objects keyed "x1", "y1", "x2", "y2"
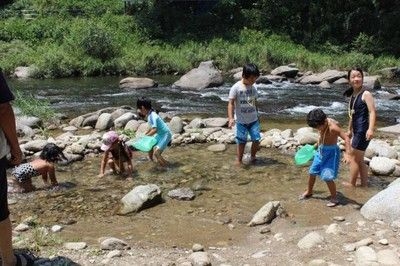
[{"x1": 8, "y1": 108, "x2": 400, "y2": 265}]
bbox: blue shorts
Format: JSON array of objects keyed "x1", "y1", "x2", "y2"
[
  {"x1": 352, "y1": 132, "x2": 370, "y2": 151},
  {"x1": 155, "y1": 132, "x2": 172, "y2": 151},
  {"x1": 235, "y1": 120, "x2": 261, "y2": 144},
  {"x1": 309, "y1": 145, "x2": 340, "y2": 182}
]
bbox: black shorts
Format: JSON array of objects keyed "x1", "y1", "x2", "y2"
[
  {"x1": 0, "y1": 157, "x2": 10, "y2": 221},
  {"x1": 352, "y1": 132, "x2": 370, "y2": 151}
]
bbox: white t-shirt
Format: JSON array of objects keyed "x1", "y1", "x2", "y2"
[{"x1": 228, "y1": 80, "x2": 258, "y2": 124}]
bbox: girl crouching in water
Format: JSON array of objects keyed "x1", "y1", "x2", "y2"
[
  {"x1": 98, "y1": 130, "x2": 133, "y2": 178},
  {"x1": 10, "y1": 143, "x2": 66, "y2": 193}
]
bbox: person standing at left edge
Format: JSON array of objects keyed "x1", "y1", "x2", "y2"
[{"x1": 0, "y1": 70, "x2": 34, "y2": 265}]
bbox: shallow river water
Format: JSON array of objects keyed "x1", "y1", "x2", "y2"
[{"x1": 8, "y1": 142, "x2": 392, "y2": 249}]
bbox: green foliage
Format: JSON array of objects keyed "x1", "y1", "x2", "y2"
[
  {"x1": 66, "y1": 20, "x2": 120, "y2": 61},
  {"x1": 351, "y1": 33, "x2": 380, "y2": 55},
  {"x1": 13, "y1": 90, "x2": 56, "y2": 122},
  {"x1": 1, "y1": 0, "x2": 400, "y2": 78}
]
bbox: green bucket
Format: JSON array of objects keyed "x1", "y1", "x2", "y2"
[
  {"x1": 128, "y1": 136, "x2": 157, "y2": 152},
  {"x1": 294, "y1": 144, "x2": 316, "y2": 165}
]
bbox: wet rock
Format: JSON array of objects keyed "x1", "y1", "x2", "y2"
[
  {"x1": 17, "y1": 115, "x2": 42, "y2": 128},
  {"x1": 173, "y1": 61, "x2": 223, "y2": 90},
  {"x1": 21, "y1": 139, "x2": 48, "y2": 152},
  {"x1": 203, "y1": 117, "x2": 228, "y2": 128},
  {"x1": 271, "y1": 65, "x2": 299, "y2": 78},
  {"x1": 188, "y1": 118, "x2": 205, "y2": 129},
  {"x1": 119, "y1": 77, "x2": 157, "y2": 90},
  {"x1": 169, "y1": 116, "x2": 184, "y2": 134},
  {"x1": 167, "y1": 188, "x2": 195, "y2": 201}
]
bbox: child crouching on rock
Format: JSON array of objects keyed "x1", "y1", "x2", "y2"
[
  {"x1": 98, "y1": 130, "x2": 133, "y2": 178},
  {"x1": 299, "y1": 108, "x2": 351, "y2": 207},
  {"x1": 10, "y1": 143, "x2": 66, "y2": 193}
]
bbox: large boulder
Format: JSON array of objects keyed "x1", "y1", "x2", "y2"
[
  {"x1": 13, "y1": 66, "x2": 34, "y2": 78},
  {"x1": 270, "y1": 65, "x2": 299, "y2": 78},
  {"x1": 369, "y1": 157, "x2": 396, "y2": 176},
  {"x1": 119, "y1": 77, "x2": 157, "y2": 90},
  {"x1": 360, "y1": 182, "x2": 400, "y2": 223},
  {"x1": 298, "y1": 70, "x2": 346, "y2": 84},
  {"x1": 173, "y1": 61, "x2": 223, "y2": 90},
  {"x1": 120, "y1": 184, "x2": 162, "y2": 215},
  {"x1": 363, "y1": 76, "x2": 381, "y2": 90}
]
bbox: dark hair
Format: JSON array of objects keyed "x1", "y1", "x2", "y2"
[
  {"x1": 307, "y1": 108, "x2": 327, "y2": 128},
  {"x1": 343, "y1": 67, "x2": 364, "y2": 97},
  {"x1": 136, "y1": 97, "x2": 152, "y2": 110},
  {"x1": 242, "y1": 63, "x2": 260, "y2": 79},
  {"x1": 40, "y1": 143, "x2": 66, "y2": 162}
]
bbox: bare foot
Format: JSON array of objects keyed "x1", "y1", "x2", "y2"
[
  {"x1": 298, "y1": 192, "x2": 313, "y2": 200},
  {"x1": 341, "y1": 181, "x2": 356, "y2": 187},
  {"x1": 234, "y1": 160, "x2": 243, "y2": 167},
  {"x1": 326, "y1": 198, "x2": 340, "y2": 207}
]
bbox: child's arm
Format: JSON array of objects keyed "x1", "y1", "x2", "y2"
[
  {"x1": 41, "y1": 173, "x2": 49, "y2": 186},
  {"x1": 364, "y1": 91, "x2": 376, "y2": 140},
  {"x1": 98, "y1": 151, "x2": 109, "y2": 177},
  {"x1": 146, "y1": 127, "x2": 157, "y2": 136},
  {"x1": 47, "y1": 163, "x2": 58, "y2": 186},
  {"x1": 227, "y1": 98, "x2": 235, "y2": 128},
  {"x1": 334, "y1": 124, "x2": 351, "y2": 162}
]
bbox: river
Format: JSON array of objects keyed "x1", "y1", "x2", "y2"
[{"x1": 8, "y1": 76, "x2": 400, "y2": 127}]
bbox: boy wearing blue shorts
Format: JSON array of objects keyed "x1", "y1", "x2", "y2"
[
  {"x1": 228, "y1": 63, "x2": 261, "y2": 166},
  {"x1": 299, "y1": 109, "x2": 351, "y2": 207}
]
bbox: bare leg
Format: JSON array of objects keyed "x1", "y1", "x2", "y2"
[
  {"x1": 300, "y1": 175, "x2": 316, "y2": 199},
  {"x1": 358, "y1": 150, "x2": 369, "y2": 186},
  {"x1": 148, "y1": 149, "x2": 154, "y2": 161},
  {"x1": 107, "y1": 159, "x2": 117, "y2": 174},
  {"x1": 346, "y1": 148, "x2": 368, "y2": 187},
  {"x1": 154, "y1": 148, "x2": 168, "y2": 167},
  {"x1": 250, "y1": 141, "x2": 260, "y2": 162},
  {"x1": 236, "y1": 143, "x2": 245, "y2": 165},
  {"x1": 0, "y1": 217, "x2": 16, "y2": 266},
  {"x1": 326, "y1": 181, "x2": 337, "y2": 201}
]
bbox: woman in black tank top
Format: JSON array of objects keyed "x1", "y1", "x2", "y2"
[{"x1": 343, "y1": 68, "x2": 376, "y2": 187}]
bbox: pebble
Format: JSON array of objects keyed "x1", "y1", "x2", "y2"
[
  {"x1": 51, "y1": 225, "x2": 63, "y2": 233},
  {"x1": 14, "y1": 223, "x2": 30, "y2": 232},
  {"x1": 192, "y1": 243, "x2": 204, "y2": 252},
  {"x1": 378, "y1": 239, "x2": 389, "y2": 245},
  {"x1": 333, "y1": 216, "x2": 345, "y2": 222}
]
